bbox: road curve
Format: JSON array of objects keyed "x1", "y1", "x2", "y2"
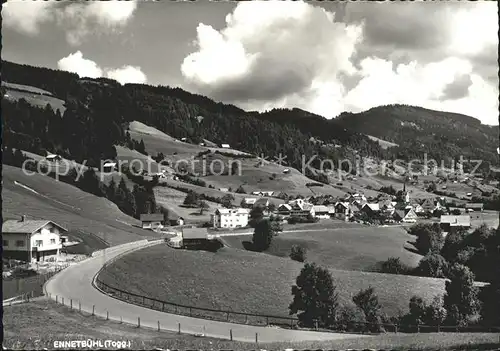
[{"x1": 45, "y1": 240, "x2": 368, "y2": 343}]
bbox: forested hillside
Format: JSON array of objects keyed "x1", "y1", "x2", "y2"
[
  {"x1": 336, "y1": 105, "x2": 499, "y2": 166},
  {"x1": 2, "y1": 60, "x2": 498, "y2": 173},
  {"x1": 1, "y1": 60, "x2": 382, "y2": 171}
]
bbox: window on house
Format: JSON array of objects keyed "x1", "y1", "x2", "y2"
[
  {"x1": 3, "y1": 240, "x2": 8, "y2": 247},
  {"x1": 50, "y1": 239, "x2": 56, "y2": 244},
  {"x1": 35, "y1": 240, "x2": 43, "y2": 247},
  {"x1": 16, "y1": 240, "x2": 25, "y2": 247}
]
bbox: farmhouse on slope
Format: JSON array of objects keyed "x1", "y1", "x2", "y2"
[{"x1": 2, "y1": 216, "x2": 67, "y2": 262}]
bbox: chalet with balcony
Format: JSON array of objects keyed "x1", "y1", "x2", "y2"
[{"x1": 2, "y1": 216, "x2": 66, "y2": 262}]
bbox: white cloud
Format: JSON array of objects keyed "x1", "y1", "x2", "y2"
[
  {"x1": 181, "y1": 0, "x2": 363, "y2": 117},
  {"x1": 3, "y1": 0, "x2": 137, "y2": 45},
  {"x1": 106, "y1": 66, "x2": 147, "y2": 85},
  {"x1": 1, "y1": 0, "x2": 57, "y2": 35},
  {"x1": 57, "y1": 51, "x2": 148, "y2": 84},
  {"x1": 57, "y1": 51, "x2": 103, "y2": 79},
  {"x1": 57, "y1": 1, "x2": 138, "y2": 46},
  {"x1": 344, "y1": 57, "x2": 499, "y2": 125},
  {"x1": 447, "y1": 3, "x2": 498, "y2": 57},
  {"x1": 181, "y1": 1, "x2": 498, "y2": 125}
]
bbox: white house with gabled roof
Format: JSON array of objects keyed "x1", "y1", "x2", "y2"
[{"x1": 2, "y1": 216, "x2": 66, "y2": 262}]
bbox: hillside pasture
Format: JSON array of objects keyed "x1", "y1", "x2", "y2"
[
  {"x1": 2, "y1": 81, "x2": 54, "y2": 95},
  {"x1": 126, "y1": 121, "x2": 346, "y2": 197},
  {"x1": 2, "y1": 165, "x2": 159, "y2": 249},
  {"x1": 128, "y1": 121, "x2": 206, "y2": 160},
  {"x1": 159, "y1": 179, "x2": 286, "y2": 207},
  {"x1": 154, "y1": 186, "x2": 221, "y2": 223},
  {"x1": 438, "y1": 182, "x2": 481, "y2": 199},
  {"x1": 470, "y1": 210, "x2": 499, "y2": 229},
  {"x1": 366, "y1": 135, "x2": 399, "y2": 149},
  {"x1": 222, "y1": 226, "x2": 423, "y2": 272},
  {"x1": 20, "y1": 149, "x2": 136, "y2": 191},
  {"x1": 200, "y1": 155, "x2": 347, "y2": 197},
  {"x1": 5, "y1": 301, "x2": 499, "y2": 351},
  {"x1": 99, "y1": 244, "x2": 446, "y2": 319},
  {"x1": 20, "y1": 150, "x2": 90, "y2": 176}
]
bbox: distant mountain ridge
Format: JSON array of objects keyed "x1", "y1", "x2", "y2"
[{"x1": 334, "y1": 104, "x2": 499, "y2": 165}]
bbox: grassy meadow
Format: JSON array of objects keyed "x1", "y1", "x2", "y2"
[
  {"x1": 99, "y1": 243, "x2": 446, "y2": 319},
  {"x1": 4, "y1": 300, "x2": 499, "y2": 350}
]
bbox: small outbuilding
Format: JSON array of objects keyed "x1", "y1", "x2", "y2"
[{"x1": 140, "y1": 213, "x2": 164, "y2": 230}]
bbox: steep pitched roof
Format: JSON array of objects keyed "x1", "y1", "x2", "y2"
[
  {"x1": 363, "y1": 203, "x2": 380, "y2": 211},
  {"x1": 182, "y1": 227, "x2": 208, "y2": 240},
  {"x1": 393, "y1": 210, "x2": 406, "y2": 220},
  {"x1": 335, "y1": 202, "x2": 349, "y2": 209},
  {"x1": 312, "y1": 205, "x2": 329, "y2": 213},
  {"x1": 254, "y1": 198, "x2": 270, "y2": 207},
  {"x1": 440, "y1": 215, "x2": 471, "y2": 227},
  {"x1": 302, "y1": 204, "x2": 314, "y2": 211},
  {"x1": 243, "y1": 198, "x2": 257, "y2": 204},
  {"x1": 278, "y1": 204, "x2": 292, "y2": 211},
  {"x1": 465, "y1": 203, "x2": 483, "y2": 209},
  {"x1": 216, "y1": 208, "x2": 249, "y2": 215},
  {"x1": 2, "y1": 219, "x2": 67, "y2": 234}
]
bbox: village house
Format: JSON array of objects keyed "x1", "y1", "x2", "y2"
[
  {"x1": 393, "y1": 208, "x2": 418, "y2": 223},
  {"x1": 440, "y1": 215, "x2": 471, "y2": 232},
  {"x1": 241, "y1": 197, "x2": 257, "y2": 208},
  {"x1": 181, "y1": 227, "x2": 210, "y2": 249},
  {"x1": 219, "y1": 187, "x2": 229, "y2": 192},
  {"x1": 465, "y1": 203, "x2": 484, "y2": 212},
  {"x1": 45, "y1": 154, "x2": 62, "y2": 162},
  {"x1": 211, "y1": 208, "x2": 250, "y2": 228},
  {"x1": 361, "y1": 203, "x2": 381, "y2": 218},
  {"x1": 346, "y1": 193, "x2": 367, "y2": 205},
  {"x1": 164, "y1": 212, "x2": 184, "y2": 226},
  {"x1": 277, "y1": 204, "x2": 293, "y2": 216},
  {"x1": 287, "y1": 199, "x2": 315, "y2": 218},
  {"x1": 420, "y1": 198, "x2": 445, "y2": 214},
  {"x1": 410, "y1": 201, "x2": 425, "y2": 215},
  {"x1": 378, "y1": 200, "x2": 396, "y2": 215},
  {"x1": 312, "y1": 205, "x2": 331, "y2": 219},
  {"x1": 140, "y1": 213, "x2": 164, "y2": 230},
  {"x1": 334, "y1": 202, "x2": 350, "y2": 218},
  {"x1": 253, "y1": 198, "x2": 270, "y2": 209},
  {"x1": 2, "y1": 216, "x2": 66, "y2": 262},
  {"x1": 220, "y1": 143, "x2": 231, "y2": 149}
]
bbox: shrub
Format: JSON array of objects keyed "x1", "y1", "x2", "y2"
[
  {"x1": 380, "y1": 257, "x2": 412, "y2": 275},
  {"x1": 252, "y1": 219, "x2": 282, "y2": 251},
  {"x1": 415, "y1": 253, "x2": 448, "y2": 278},
  {"x1": 290, "y1": 245, "x2": 306, "y2": 262},
  {"x1": 408, "y1": 223, "x2": 444, "y2": 255},
  {"x1": 353, "y1": 287, "x2": 385, "y2": 333},
  {"x1": 444, "y1": 264, "x2": 479, "y2": 326},
  {"x1": 335, "y1": 305, "x2": 366, "y2": 332},
  {"x1": 289, "y1": 262, "x2": 339, "y2": 328}
]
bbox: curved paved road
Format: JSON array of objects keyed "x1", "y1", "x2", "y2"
[{"x1": 45, "y1": 240, "x2": 367, "y2": 343}]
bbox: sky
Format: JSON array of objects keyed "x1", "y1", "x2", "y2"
[{"x1": 2, "y1": 0, "x2": 499, "y2": 125}]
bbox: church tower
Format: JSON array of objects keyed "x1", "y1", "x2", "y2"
[{"x1": 404, "y1": 182, "x2": 410, "y2": 203}]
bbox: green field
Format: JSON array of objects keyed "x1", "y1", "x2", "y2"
[
  {"x1": 2, "y1": 165, "x2": 159, "y2": 249},
  {"x1": 2, "y1": 81, "x2": 66, "y2": 113},
  {"x1": 4, "y1": 300, "x2": 499, "y2": 351},
  {"x1": 128, "y1": 121, "x2": 349, "y2": 197},
  {"x1": 222, "y1": 225, "x2": 423, "y2": 272},
  {"x1": 154, "y1": 186, "x2": 221, "y2": 223},
  {"x1": 99, "y1": 244, "x2": 446, "y2": 319}
]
